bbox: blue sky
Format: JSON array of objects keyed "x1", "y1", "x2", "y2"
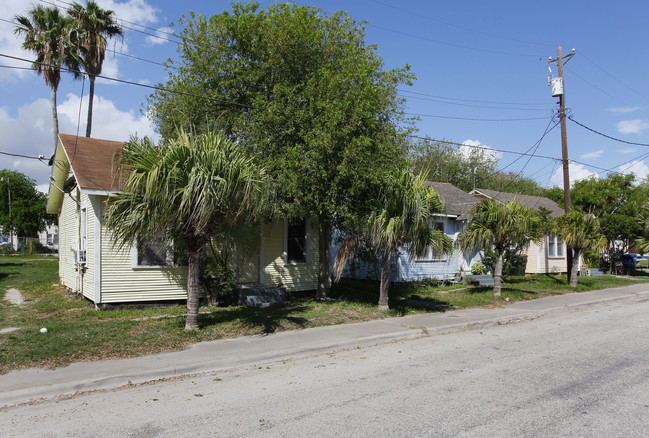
[{"x1": 2, "y1": 0, "x2": 649, "y2": 193}]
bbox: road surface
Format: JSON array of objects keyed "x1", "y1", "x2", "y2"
[{"x1": 3, "y1": 293, "x2": 649, "y2": 437}]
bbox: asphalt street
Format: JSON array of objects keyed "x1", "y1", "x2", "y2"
[{"x1": 2, "y1": 283, "x2": 649, "y2": 437}]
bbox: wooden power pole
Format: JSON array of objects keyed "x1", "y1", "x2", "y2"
[{"x1": 549, "y1": 46, "x2": 575, "y2": 276}]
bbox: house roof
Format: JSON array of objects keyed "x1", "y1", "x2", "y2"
[
  {"x1": 58, "y1": 134, "x2": 124, "y2": 191},
  {"x1": 470, "y1": 188, "x2": 564, "y2": 217},
  {"x1": 47, "y1": 134, "x2": 125, "y2": 213},
  {"x1": 424, "y1": 182, "x2": 480, "y2": 220}
]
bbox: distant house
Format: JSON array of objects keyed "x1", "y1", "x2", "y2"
[
  {"x1": 47, "y1": 134, "x2": 321, "y2": 306},
  {"x1": 333, "y1": 182, "x2": 482, "y2": 282},
  {"x1": 469, "y1": 188, "x2": 567, "y2": 274},
  {"x1": 37, "y1": 223, "x2": 58, "y2": 252}
]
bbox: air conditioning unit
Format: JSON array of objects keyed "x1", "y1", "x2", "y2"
[{"x1": 74, "y1": 250, "x2": 87, "y2": 265}]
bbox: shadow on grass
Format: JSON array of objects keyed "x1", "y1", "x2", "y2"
[{"x1": 198, "y1": 304, "x2": 310, "y2": 334}]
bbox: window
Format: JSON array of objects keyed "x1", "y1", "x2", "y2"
[
  {"x1": 286, "y1": 218, "x2": 307, "y2": 264},
  {"x1": 133, "y1": 235, "x2": 186, "y2": 268},
  {"x1": 417, "y1": 220, "x2": 447, "y2": 262},
  {"x1": 547, "y1": 235, "x2": 564, "y2": 258}
]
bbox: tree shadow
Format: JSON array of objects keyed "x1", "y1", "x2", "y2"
[{"x1": 198, "y1": 304, "x2": 310, "y2": 334}]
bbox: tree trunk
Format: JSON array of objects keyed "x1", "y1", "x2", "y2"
[
  {"x1": 185, "y1": 248, "x2": 201, "y2": 330},
  {"x1": 493, "y1": 252, "x2": 503, "y2": 296},
  {"x1": 86, "y1": 75, "x2": 95, "y2": 138},
  {"x1": 316, "y1": 214, "x2": 331, "y2": 300},
  {"x1": 378, "y1": 246, "x2": 391, "y2": 310},
  {"x1": 51, "y1": 86, "x2": 59, "y2": 153},
  {"x1": 570, "y1": 248, "x2": 581, "y2": 287}
]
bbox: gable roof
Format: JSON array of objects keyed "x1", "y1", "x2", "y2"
[
  {"x1": 47, "y1": 134, "x2": 125, "y2": 213},
  {"x1": 424, "y1": 182, "x2": 480, "y2": 220},
  {"x1": 469, "y1": 188, "x2": 564, "y2": 217}
]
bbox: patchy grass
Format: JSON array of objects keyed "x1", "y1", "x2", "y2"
[
  {"x1": 2, "y1": 255, "x2": 649, "y2": 373},
  {"x1": 392, "y1": 272, "x2": 649, "y2": 309}
]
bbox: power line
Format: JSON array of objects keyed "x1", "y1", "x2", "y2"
[
  {"x1": 0, "y1": 52, "x2": 255, "y2": 110},
  {"x1": 365, "y1": 22, "x2": 539, "y2": 58},
  {"x1": 580, "y1": 51, "x2": 649, "y2": 104},
  {"x1": 399, "y1": 89, "x2": 549, "y2": 106},
  {"x1": 399, "y1": 91, "x2": 552, "y2": 111},
  {"x1": 369, "y1": 0, "x2": 553, "y2": 48},
  {"x1": 568, "y1": 116, "x2": 649, "y2": 147},
  {"x1": 406, "y1": 112, "x2": 549, "y2": 122}
]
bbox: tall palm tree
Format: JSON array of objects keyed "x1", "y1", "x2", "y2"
[
  {"x1": 14, "y1": 6, "x2": 78, "y2": 152},
  {"x1": 336, "y1": 170, "x2": 452, "y2": 310},
  {"x1": 105, "y1": 129, "x2": 267, "y2": 330},
  {"x1": 457, "y1": 199, "x2": 542, "y2": 296},
  {"x1": 67, "y1": 1, "x2": 123, "y2": 137},
  {"x1": 552, "y1": 211, "x2": 606, "y2": 287}
]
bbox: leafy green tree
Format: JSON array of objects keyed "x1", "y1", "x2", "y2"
[
  {"x1": 333, "y1": 170, "x2": 452, "y2": 310},
  {"x1": 67, "y1": 0, "x2": 123, "y2": 137},
  {"x1": 14, "y1": 5, "x2": 79, "y2": 151},
  {"x1": 457, "y1": 199, "x2": 542, "y2": 296},
  {"x1": 147, "y1": 2, "x2": 413, "y2": 299},
  {"x1": 105, "y1": 130, "x2": 267, "y2": 330},
  {"x1": 571, "y1": 174, "x2": 647, "y2": 263},
  {"x1": 409, "y1": 138, "x2": 497, "y2": 192},
  {"x1": 0, "y1": 170, "x2": 51, "y2": 238},
  {"x1": 409, "y1": 138, "x2": 543, "y2": 195},
  {"x1": 551, "y1": 211, "x2": 606, "y2": 287}
]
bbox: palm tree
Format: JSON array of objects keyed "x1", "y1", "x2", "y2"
[
  {"x1": 336, "y1": 170, "x2": 452, "y2": 310},
  {"x1": 552, "y1": 211, "x2": 606, "y2": 287},
  {"x1": 457, "y1": 199, "x2": 542, "y2": 296},
  {"x1": 14, "y1": 6, "x2": 78, "y2": 152},
  {"x1": 105, "y1": 129, "x2": 267, "y2": 330},
  {"x1": 67, "y1": 1, "x2": 123, "y2": 137}
]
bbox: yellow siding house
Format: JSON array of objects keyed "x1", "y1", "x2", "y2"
[{"x1": 47, "y1": 134, "x2": 319, "y2": 306}]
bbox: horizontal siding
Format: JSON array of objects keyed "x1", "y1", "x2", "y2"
[
  {"x1": 99, "y1": 198, "x2": 188, "y2": 303},
  {"x1": 262, "y1": 219, "x2": 318, "y2": 291},
  {"x1": 58, "y1": 186, "x2": 80, "y2": 292},
  {"x1": 81, "y1": 193, "x2": 95, "y2": 301}
]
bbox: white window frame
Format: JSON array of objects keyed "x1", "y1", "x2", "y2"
[
  {"x1": 131, "y1": 235, "x2": 175, "y2": 268},
  {"x1": 284, "y1": 218, "x2": 309, "y2": 265},
  {"x1": 547, "y1": 235, "x2": 565, "y2": 258}
]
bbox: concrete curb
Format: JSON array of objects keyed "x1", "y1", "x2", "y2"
[{"x1": 1, "y1": 283, "x2": 648, "y2": 408}]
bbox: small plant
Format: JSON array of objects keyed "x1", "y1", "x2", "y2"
[{"x1": 471, "y1": 262, "x2": 486, "y2": 275}]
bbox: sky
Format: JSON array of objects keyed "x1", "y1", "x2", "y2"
[{"x1": 2, "y1": 0, "x2": 649, "y2": 194}]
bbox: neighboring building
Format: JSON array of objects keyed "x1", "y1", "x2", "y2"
[
  {"x1": 333, "y1": 182, "x2": 482, "y2": 283},
  {"x1": 47, "y1": 134, "x2": 320, "y2": 306},
  {"x1": 469, "y1": 188, "x2": 567, "y2": 274},
  {"x1": 37, "y1": 223, "x2": 59, "y2": 252}
]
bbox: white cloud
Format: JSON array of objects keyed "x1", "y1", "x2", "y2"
[
  {"x1": 97, "y1": 0, "x2": 159, "y2": 25},
  {"x1": 2, "y1": 0, "x2": 156, "y2": 83},
  {"x1": 619, "y1": 148, "x2": 637, "y2": 154},
  {"x1": 0, "y1": 94, "x2": 157, "y2": 188},
  {"x1": 460, "y1": 139, "x2": 502, "y2": 162},
  {"x1": 618, "y1": 160, "x2": 649, "y2": 181},
  {"x1": 579, "y1": 150, "x2": 603, "y2": 160},
  {"x1": 145, "y1": 27, "x2": 174, "y2": 46},
  {"x1": 549, "y1": 163, "x2": 598, "y2": 187},
  {"x1": 617, "y1": 119, "x2": 649, "y2": 135},
  {"x1": 608, "y1": 106, "x2": 642, "y2": 113}
]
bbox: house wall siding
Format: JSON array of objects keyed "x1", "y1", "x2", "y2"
[
  {"x1": 262, "y1": 219, "x2": 318, "y2": 291},
  {"x1": 58, "y1": 187, "x2": 81, "y2": 293},
  {"x1": 99, "y1": 199, "x2": 188, "y2": 303},
  {"x1": 80, "y1": 192, "x2": 95, "y2": 302}
]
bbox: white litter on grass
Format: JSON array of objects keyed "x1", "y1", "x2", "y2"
[
  {"x1": 505, "y1": 297, "x2": 510, "y2": 301},
  {"x1": 40, "y1": 328, "x2": 48, "y2": 333}
]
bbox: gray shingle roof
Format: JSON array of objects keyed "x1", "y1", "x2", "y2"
[
  {"x1": 470, "y1": 188, "x2": 564, "y2": 217},
  {"x1": 424, "y1": 182, "x2": 480, "y2": 220}
]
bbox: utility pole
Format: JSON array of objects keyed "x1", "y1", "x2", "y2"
[{"x1": 549, "y1": 46, "x2": 575, "y2": 275}]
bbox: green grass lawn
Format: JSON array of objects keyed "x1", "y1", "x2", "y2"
[{"x1": 2, "y1": 255, "x2": 649, "y2": 373}]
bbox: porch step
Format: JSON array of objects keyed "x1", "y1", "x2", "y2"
[{"x1": 237, "y1": 287, "x2": 287, "y2": 308}]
